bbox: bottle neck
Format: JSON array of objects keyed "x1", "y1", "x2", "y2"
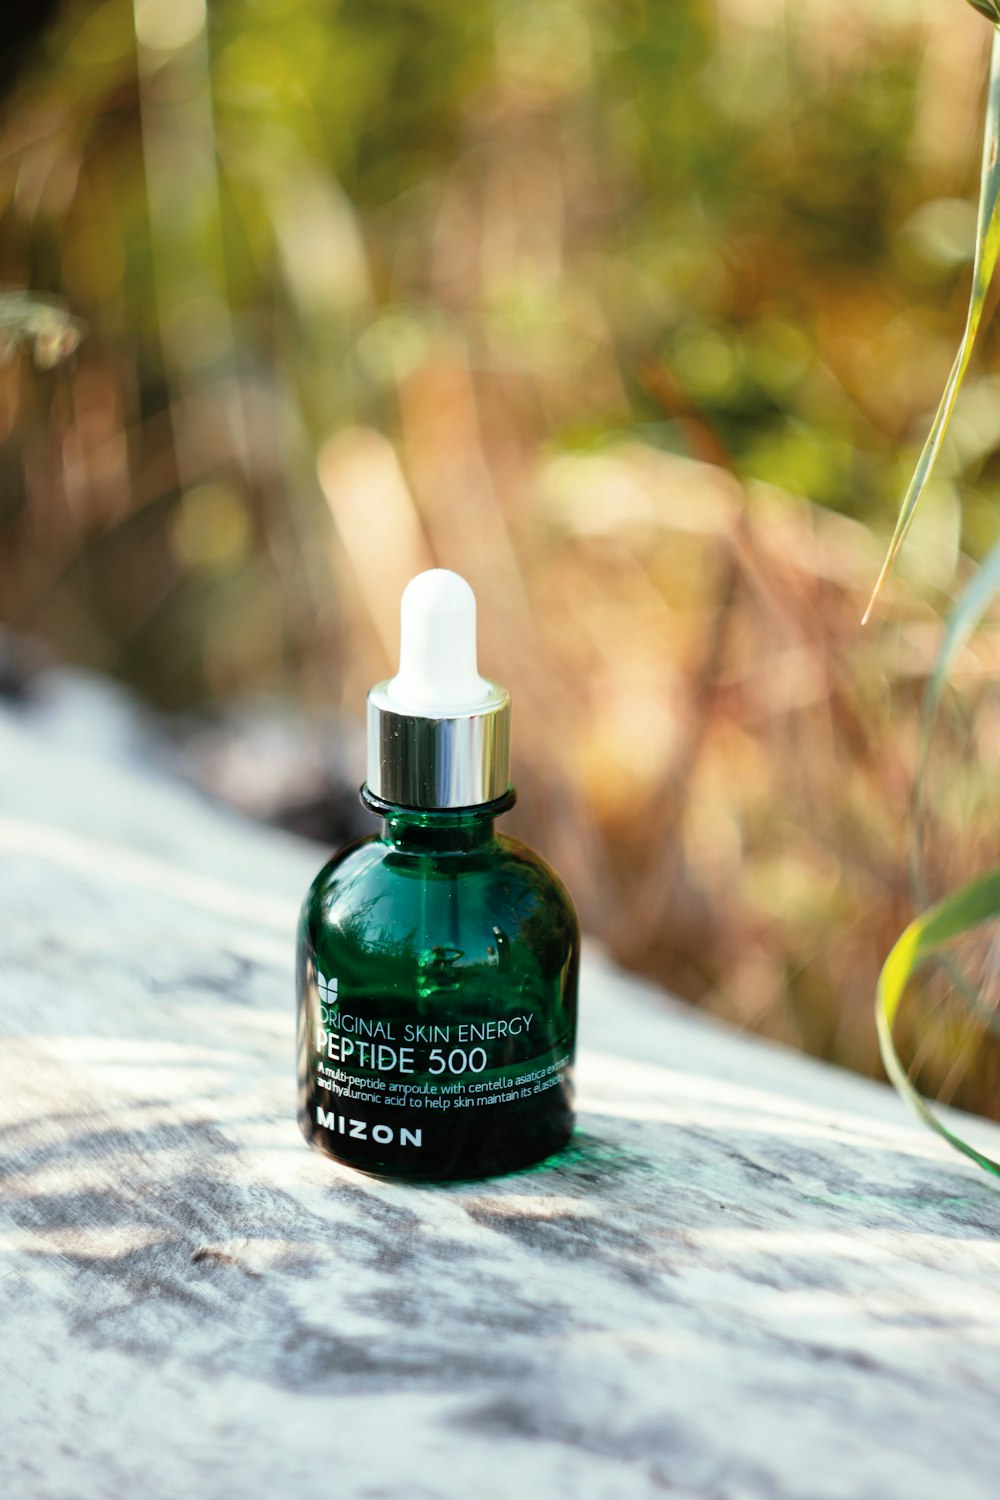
[
  {"x1": 380, "y1": 806, "x2": 498, "y2": 854},
  {"x1": 361, "y1": 785, "x2": 515, "y2": 855}
]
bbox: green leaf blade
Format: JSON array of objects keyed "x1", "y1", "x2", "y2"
[
  {"x1": 864, "y1": 25, "x2": 1000, "y2": 622},
  {"x1": 876, "y1": 869, "x2": 1000, "y2": 1179}
]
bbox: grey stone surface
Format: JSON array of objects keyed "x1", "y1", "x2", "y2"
[{"x1": 1, "y1": 695, "x2": 999, "y2": 1500}]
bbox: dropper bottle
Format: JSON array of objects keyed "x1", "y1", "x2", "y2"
[{"x1": 296, "y1": 569, "x2": 579, "y2": 1180}]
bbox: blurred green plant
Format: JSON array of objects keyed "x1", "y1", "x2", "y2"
[
  {"x1": 875, "y1": 9, "x2": 1000, "y2": 1173},
  {"x1": 878, "y1": 866, "x2": 1000, "y2": 1177},
  {"x1": 865, "y1": 22, "x2": 1000, "y2": 621}
]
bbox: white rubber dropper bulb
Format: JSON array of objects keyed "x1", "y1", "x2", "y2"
[{"x1": 387, "y1": 569, "x2": 491, "y2": 713}]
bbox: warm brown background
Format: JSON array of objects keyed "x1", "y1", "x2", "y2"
[{"x1": 2, "y1": 0, "x2": 999, "y2": 1113}]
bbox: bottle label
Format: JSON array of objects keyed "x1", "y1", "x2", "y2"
[{"x1": 299, "y1": 968, "x2": 575, "y2": 1165}]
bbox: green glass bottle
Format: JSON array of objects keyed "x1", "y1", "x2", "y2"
[{"x1": 296, "y1": 570, "x2": 579, "y2": 1180}]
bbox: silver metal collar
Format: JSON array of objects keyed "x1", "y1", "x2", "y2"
[{"x1": 365, "y1": 681, "x2": 511, "y2": 809}]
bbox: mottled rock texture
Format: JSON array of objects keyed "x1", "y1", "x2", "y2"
[{"x1": 1, "y1": 690, "x2": 999, "y2": 1500}]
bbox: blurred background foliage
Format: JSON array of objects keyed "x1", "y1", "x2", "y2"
[{"x1": 2, "y1": 0, "x2": 1000, "y2": 1113}]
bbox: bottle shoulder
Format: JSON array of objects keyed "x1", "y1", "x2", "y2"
[
  {"x1": 300, "y1": 829, "x2": 578, "y2": 951},
  {"x1": 302, "y1": 833, "x2": 383, "y2": 909},
  {"x1": 491, "y1": 833, "x2": 578, "y2": 921},
  {"x1": 306, "y1": 830, "x2": 571, "y2": 893}
]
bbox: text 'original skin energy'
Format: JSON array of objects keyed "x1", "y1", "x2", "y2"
[{"x1": 296, "y1": 569, "x2": 580, "y2": 1179}]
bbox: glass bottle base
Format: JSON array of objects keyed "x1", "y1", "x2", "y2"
[{"x1": 298, "y1": 1095, "x2": 574, "y2": 1182}]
